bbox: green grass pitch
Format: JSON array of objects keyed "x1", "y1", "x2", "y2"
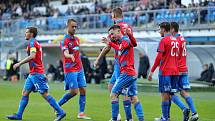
[{"x1": 0, "y1": 80, "x2": 215, "y2": 121}]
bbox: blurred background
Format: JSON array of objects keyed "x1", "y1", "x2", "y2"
[{"x1": 0, "y1": 0, "x2": 215, "y2": 87}]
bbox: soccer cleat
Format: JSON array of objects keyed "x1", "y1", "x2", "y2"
[
  {"x1": 125, "y1": 119, "x2": 133, "y2": 121},
  {"x1": 190, "y1": 113, "x2": 199, "y2": 121},
  {"x1": 154, "y1": 117, "x2": 170, "y2": 121},
  {"x1": 77, "y1": 113, "x2": 91, "y2": 120},
  {"x1": 117, "y1": 113, "x2": 121, "y2": 121},
  {"x1": 54, "y1": 112, "x2": 66, "y2": 121},
  {"x1": 6, "y1": 113, "x2": 22, "y2": 120},
  {"x1": 183, "y1": 108, "x2": 190, "y2": 121}
]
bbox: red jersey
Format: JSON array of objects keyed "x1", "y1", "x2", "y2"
[
  {"x1": 109, "y1": 36, "x2": 136, "y2": 76},
  {"x1": 151, "y1": 34, "x2": 179, "y2": 76},
  {"x1": 27, "y1": 38, "x2": 44, "y2": 74},
  {"x1": 115, "y1": 19, "x2": 137, "y2": 47},
  {"x1": 176, "y1": 34, "x2": 188, "y2": 73},
  {"x1": 60, "y1": 34, "x2": 82, "y2": 73}
]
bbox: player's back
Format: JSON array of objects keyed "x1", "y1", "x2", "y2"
[
  {"x1": 158, "y1": 34, "x2": 179, "y2": 76},
  {"x1": 118, "y1": 36, "x2": 136, "y2": 76},
  {"x1": 176, "y1": 34, "x2": 188, "y2": 73},
  {"x1": 27, "y1": 38, "x2": 44, "y2": 74}
]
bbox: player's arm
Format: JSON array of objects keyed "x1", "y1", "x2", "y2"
[
  {"x1": 64, "y1": 50, "x2": 75, "y2": 62},
  {"x1": 13, "y1": 47, "x2": 36, "y2": 70},
  {"x1": 94, "y1": 45, "x2": 111, "y2": 68},
  {"x1": 61, "y1": 39, "x2": 75, "y2": 62},
  {"x1": 108, "y1": 39, "x2": 130, "y2": 50},
  {"x1": 148, "y1": 39, "x2": 165, "y2": 81},
  {"x1": 126, "y1": 29, "x2": 137, "y2": 47}
]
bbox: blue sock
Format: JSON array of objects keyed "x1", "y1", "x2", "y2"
[
  {"x1": 172, "y1": 95, "x2": 187, "y2": 111},
  {"x1": 79, "y1": 95, "x2": 86, "y2": 113},
  {"x1": 168, "y1": 100, "x2": 171, "y2": 118},
  {"x1": 111, "y1": 99, "x2": 119, "y2": 120},
  {"x1": 17, "y1": 96, "x2": 29, "y2": 117},
  {"x1": 123, "y1": 100, "x2": 132, "y2": 120},
  {"x1": 45, "y1": 95, "x2": 64, "y2": 114},
  {"x1": 161, "y1": 101, "x2": 170, "y2": 120},
  {"x1": 134, "y1": 102, "x2": 144, "y2": 121},
  {"x1": 185, "y1": 96, "x2": 197, "y2": 114},
  {"x1": 58, "y1": 93, "x2": 74, "y2": 106}
]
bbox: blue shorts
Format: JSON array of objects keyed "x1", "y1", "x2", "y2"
[
  {"x1": 158, "y1": 75, "x2": 179, "y2": 93},
  {"x1": 64, "y1": 69, "x2": 87, "y2": 90},
  {"x1": 178, "y1": 74, "x2": 190, "y2": 91},
  {"x1": 24, "y1": 73, "x2": 49, "y2": 94},
  {"x1": 112, "y1": 73, "x2": 137, "y2": 97},
  {"x1": 109, "y1": 63, "x2": 120, "y2": 85}
]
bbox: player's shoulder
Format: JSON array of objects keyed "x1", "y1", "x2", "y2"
[
  {"x1": 122, "y1": 36, "x2": 130, "y2": 42},
  {"x1": 29, "y1": 38, "x2": 38, "y2": 47}
]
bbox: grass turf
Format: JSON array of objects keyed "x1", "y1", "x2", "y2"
[{"x1": 0, "y1": 80, "x2": 215, "y2": 121}]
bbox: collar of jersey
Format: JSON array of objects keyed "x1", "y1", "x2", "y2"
[
  {"x1": 66, "y1": 34, "x2": 75, "y2": 40},
  {"x1": 175, "y1": 33, "x2": 181, "y2": 37},
  {"x1": 29, "y1": 38, "x2": 36, "y2": 42},
  {"x1": 114, "y1": 18, "x2": 124, "y2": 24},
  {"x1": 164, "y1": 34, "x2": 171, "y2": 37}
]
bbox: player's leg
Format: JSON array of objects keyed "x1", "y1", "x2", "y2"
[
  {"x1": 156, "y1": 75, "x2": 171, "y2": 121},
  {"x1": 171, "y1": 75, "x2": 190, "y2": 121},
  {"x1": 6, "y1": 75, "x2": 33, "y2": 120},
  {"x1": 179, "y1": 75, "x2": 198, "y2": 121},
  {"x1": 110, "y1": 74, "x2": 126, "y2": 121},
  {"x1": 32, "y1": 74, "x2": 66, "y2": 121},
  {"x1": 77, "y1": 69, "x2": 91, "y2": 119},
  {"x1": 123, "y1": 95, "x2": 132, "y2": 121},
  {"x1": 108, "y1": 69, "x2": 121, "y2": 121},
  {"x1": 129, "y1": 80, "x2": 144, "y2": 121},
  {"x1": 58, "y1": 72, "x2": 78, "y2": 106}
]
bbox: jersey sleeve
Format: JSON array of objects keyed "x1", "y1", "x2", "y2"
[
  {"x1": 29, "y1": 41, "x2": 37, "y2": 53},
  {"x1": 157, "y1": 38, "x2": 165, "y2": 53},
  {"x1": 61, "y1": 38, "x2": 69, "y2": 51},
  {"x1": 109, "y1": 39, "x2": 130, "y2": 50}
]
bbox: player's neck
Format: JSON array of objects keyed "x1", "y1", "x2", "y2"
[
  {"x1": 67, "y1": 33, "x2": 74, "y2": 37},
  {"x1": 164, "y1": 32, "x2": 171, "y2": 36}
]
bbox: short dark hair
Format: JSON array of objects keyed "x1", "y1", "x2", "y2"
[
  {"x1": 67, "y1": 18, "x2": 77, "y2": 25},
  {"x1": 108, "y1": 25, "x2": 121, "y2": 32},
  {"x1": 26, "y1": 26, "x2": 38, "y2": 38},
  {"x1": 159, "y1": 22, "x2": 170, "y2": 32},
  {"x1": 112, "y1": 7, "x2": 123, "y2": 18},
  {"x1": 170, "y1": 22, "x2": 179, "y2": 32}
]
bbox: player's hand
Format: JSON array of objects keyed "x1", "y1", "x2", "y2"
[
  {"x1": 70, "y1": 54, "x2": 75, "y2": 62},
  {"x1": 13, "y1": 63, "x2": 20, "y2": 70},
  {"x1": 102, "y1": 37, "x2": 110, "y2": 44},
  {"x1": 126, "y1": 27, "x2": 132, "y2": 36},
  {"x1": 147, "y1": 72, "x2": 153, "y2": 81},
  {"x1": 94, "y1": 60, "x2": 99, "y2": 69}
]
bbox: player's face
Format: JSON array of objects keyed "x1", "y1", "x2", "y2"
[
  {"x1": 111, "y1": 12, "x2": 115, "y2": 20},
  {"x1": 25, "y1": 29, "x2": 31, "y2": 40},
  {"x1": 67, "y1": 21, "x2": 77, "y2": 35},
  {"x1": 108, "y1": 29, "x2": 116, "y2": 41},
  {"x1": 112, "y1": 29, "x2": 121, "y2": 40},
  {"x1": 170, "y1": 28, "x2": 174, "y2": 35},
  {"x1": 159, "y1": 27, "x2": 165, "y2": 37}
]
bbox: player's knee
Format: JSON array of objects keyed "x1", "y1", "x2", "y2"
[
  {"x1": 161, "y1": 93, "x2": 170, "y2": 101},
  {"x1": 79, "y1": 87, "x2": 86, "y2": 95},
  {"x1": 180, "y1": 90, "x2": 189, "y2": 98},
  {"x1": 110, "y1": 93, "x2": 117, "y2": 100},
  {"x1": 22, "y1": 90, "x2": 30, "y2": 96},
  {"x1": 123, "y1": 95, "x2": 129, "y2": 101},
  {"x1": 130, "y1": 96, "x2": 138, "y2": 104},
  {"x1": 69, "y1": 89, "x2": 78, "y2": 96}
]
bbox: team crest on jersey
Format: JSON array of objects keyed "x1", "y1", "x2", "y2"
[{"x1": 68, "y1": 42, "x2": 73, "y2": 48}]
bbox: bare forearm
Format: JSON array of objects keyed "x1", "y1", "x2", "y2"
[
  {"x1": 19, "y1": 56, "x2": 34, "y2": 66},
  {"x1": 96, "y1": 45, "x2": 111, "y2": 61}
]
